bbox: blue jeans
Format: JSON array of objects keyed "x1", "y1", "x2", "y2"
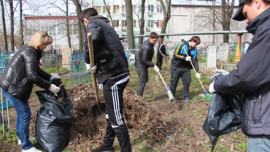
[
  {"x1": 2, "y1": 90, "x2": 33, "y2": 150},
  {"x1": 248, "y1": 136, "x2": 270, "y2": 152}
]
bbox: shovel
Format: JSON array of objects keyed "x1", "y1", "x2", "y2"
[{"x1": 87, "y1": 33, "x2": 101, "y2": 112}]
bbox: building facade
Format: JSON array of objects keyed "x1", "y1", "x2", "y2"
[
  {"x1": 90, "y1": 0, "x2": 166, "y2": 48},
  {"x1": 24, "y1": 15, "x2": 80, "y2": 51}
]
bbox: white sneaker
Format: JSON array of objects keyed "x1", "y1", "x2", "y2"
[
  {"x1": 22, "y1": 147, "x2": 42, "y2": 152},
  {"x1": 18, "y1": 136, "x2": 36, "y2": 145}
]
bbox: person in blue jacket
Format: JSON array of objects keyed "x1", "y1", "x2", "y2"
[
  {"x1": 209, "y1": 0, "x2": 270, "y2": 151},
  {"x1": 170, "y1": 36, "x2": 201, "y2": 102}
]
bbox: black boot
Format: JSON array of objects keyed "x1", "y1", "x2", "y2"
[{"x1": 91, "y1": 142, "x2": 115, "y2": 152}]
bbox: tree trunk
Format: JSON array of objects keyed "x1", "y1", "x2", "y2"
[
  {"x1": 66, "y1": 0, "x2": 72, "y2": 48},
  {"x1": 19, "y1": 0, "x2": 24, "y2": 47},
  {"x1": 139, "y1": 0, "x2": 146, "y2": 46},
  {"x1": 0, "y1": 0, "x2": 8, "y2": 51},
  {"x1": 103, "y1": 0, "x2": 114, "y2": 29},
  {"x1": 125, "y1": 0, "x2": 135, "y2": 49},
  {"x1": 160, "y1": 0, "x2": 171, "y2": 34},
  {"x1": 221, "y1": 0, "x2": 235, "y2": 43},
  {"x1": 9, "y1": 0, "x2": 14, "y2": 52},
  {"x1": 71, "y1": 0, "x2": 85, "y2": 52}
]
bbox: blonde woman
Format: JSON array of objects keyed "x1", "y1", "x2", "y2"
[{"x1": 0, "y1": 31, "x2": 60, "y2": 152}]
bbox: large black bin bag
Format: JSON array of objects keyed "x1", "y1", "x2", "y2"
[
  {"x1": 203, "y1": 75, "x2": 243, "y2": 152},
  {"x1": 35, "y1": 85, "x2": 74, "y2": 152}
]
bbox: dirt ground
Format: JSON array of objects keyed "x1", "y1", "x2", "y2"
[{"x1": 0, "y1": 60, "x2": 247, "y2": 152}]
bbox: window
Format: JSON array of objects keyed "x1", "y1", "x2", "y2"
[
  {"x1": 113, "y1": 5, "x2": 119, "y2": 13},
  {"x1": 139, "y1": 5, "x2": 142, "y2": 12},
  {"x1": 103, "y1": 6, "x2": 111, "y2": 13},
  {"x1": 157, "y1": 5, "x2": 162, "y2": 13},
  {"x1": 133, "y1": 20, "x2": 136, "y2": 27},
  {"x1": 148, "y1": 20, "x2": 154, "y2": 27},
  {"x1": 132, "y1": 5, "x2": 136, "y2": 12},
  {"x1": 122, "y1": 5, "x2": 125, "y2": 13},
  {"x1": 148, "y1": 5, "x2": 154, "y2": 13},
  {"x1": 121, "y1": 20, "x2": 127, "y2": 27},
  {"x1": 156, "y1": 20, "x2": 163, "y2": 27},
  {"x1": 95, "y1": 6, "x2": 101, "y2": 13},
  {"x1": 113, "y1": 20, "x2": 119, "y2": 27}
]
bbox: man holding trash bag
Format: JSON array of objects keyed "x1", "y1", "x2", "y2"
[
  {"x1": 0, "y1": 31, "x2": 60, "y2": 152},
  {"x1": 83, "y1": 8, "x2": 131, "y2": 152},
  {"x1": 209, "y1": 0, "x2": 270, "y2": 151}
]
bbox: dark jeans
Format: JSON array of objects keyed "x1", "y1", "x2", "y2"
[
  {"x1": 2, "y1": 90, "x2": 33, "y2": 150},
  {"x1": 135, "y1": 67, "x2": 148, "y2": 97},
  {"x1": 169, "y1": 66, "x2": 191, "y2": 98},
  {"x1": 102, "y1": 75, "x2": 132, "y2": 152},
  {"x1": 156, "y1": 53, "x2": 163, "y2": 70}
]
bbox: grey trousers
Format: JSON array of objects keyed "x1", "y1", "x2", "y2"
[
  {"x1": 169, "y1": 66, "x2": 191, "y2": 98},
  {"x1": 135, "y1": 67, "x2": 148, "y2": 97}
]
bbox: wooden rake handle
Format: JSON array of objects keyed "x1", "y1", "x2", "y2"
[{"x1": 87, "y1": 33, "x2": 100, "y2": 102}]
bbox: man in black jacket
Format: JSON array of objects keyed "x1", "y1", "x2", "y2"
[
  {"x1": 156, "y1": 41, "x2": 168, "y2": 70},
  {"x1": 134, "y1": 32, "x2": 159, "y2": 97},
  {"x1": 209, "y1": 0, "x2": 270, "y2": 151},
  {"x1": 83, "y1": 8, "x2": 131, "y2": 152}
]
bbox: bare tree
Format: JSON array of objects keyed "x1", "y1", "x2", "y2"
[
  {"x1": 19, "y1": 0, "x2": 24, "y2": 47},
  {"x1": 159, "y1": 0, "x2": 171, "y2": 34},
  {"x1": 103, "y1": 0, "x2": 114, "y2": 29},
  {"x1": 65, "y1": 0, "x2": 71, "y2": 48},
  {"x1": 221, "y1": 0, "x2": 235, "y2": 43},
  {"x1": 71, "y1": 0, "x2": 85, "y2": 52},
  {"x1": 0, "y1": 0, "x2": 8, "y2": 51},
  {"x1": 139, "y1": 0, "x2": 146, "y2": 46},
  {"x1": 124, "y1": 0, "x2": 135, "y2": 49},
  {"x1": 8, "y1": 0, "x2": 15, "y2": 52},
  {"x1": 46, "y1": 0, "x2": 72, "y2": 48}
]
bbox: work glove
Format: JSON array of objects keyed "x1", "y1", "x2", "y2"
[
  {"x1": 154, "y1": 65, "x2": 160, "y2": 73},
  {"x1": 209, "y1": 82, "x2": 216, "y2": 94},
  {"x1": 49, "y1": 84, "x2": 60, "y2": 96},
  {"x1": 98, "y1": 83, "x2": 103, "y2": 90},
  {"x1": 196, "y1": 73, "x2": 201, "y2": 79},
  {"x1": 214, "y1": 69, "x2": 229, "y2": 76},
  {"x1": 185, "y1": 56, "x2": 192, "y2": 62},
  {"x1": 50, "y1": 75, "x2": 61, "y2": 82},
  {"x1": 85, "y1": 63, "x2": 97, "y2": 74}
]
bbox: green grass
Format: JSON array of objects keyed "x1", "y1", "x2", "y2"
[
  {"x1": 0, "y1": 125, "x2": 18, "y2": 145},
  {"x1": 45, "y1": 67, "x2": 68, "y2": 73}
]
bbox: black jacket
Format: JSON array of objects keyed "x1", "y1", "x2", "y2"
[
  {"x1": 84, "y1": 15, "x2": 129, "y2": 83},
  {"x1": 157, "y1": 44, "x2": 168, "y2": 56},
  {"x1": 134, "y1": 39, "x2": 155, "y2": 69},
  {"x1": 214, "y1": 8, "x2": 270, "y2": 136},
  {"x1": 171, "y1": 40, "x2": 199, "y2": 72},
  {"x1": 0, "y1": 45, "x2": 51, "y2": 103}
]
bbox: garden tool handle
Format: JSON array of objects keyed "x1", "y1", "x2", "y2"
[
  {"x1": 182, "y1": 47, "x2": 205, "y2": 90},
  {"x1": 87, "y1": 33, "x2": 100, "y2": 103},
  {"x1": 156, "y1": 70, "x2": 168, "y2": 88}
]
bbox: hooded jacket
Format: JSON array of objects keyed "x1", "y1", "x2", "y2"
[
  {"x1": 84, "y1": 15, "x2": 129, "y2": 83},
  {"x1": 0, "y1": 45, "x2": 51, "y2": 103},
  {"x1": 214, "y1": 8, "x2": 270, "y2": 136},
  {"x1": 134, "y1": 39, "x2": 155, "y2": 69}
]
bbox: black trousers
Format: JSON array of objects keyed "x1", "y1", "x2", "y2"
[
  {"x1": 156, "y1": 53, "x2": 163, "y2": 70},
  {"x1": 135, "y1": 67, "x2": 148, "y2": 97},
  {"x1": 169, "y1": 66, "x2": 191, "y2": 98},
  {"x1": 102, "y1": 75, "x2": 132, "y2": 152}
]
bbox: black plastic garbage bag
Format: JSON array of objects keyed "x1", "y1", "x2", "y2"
[
  {"x1": 35, "y1": 85, "x2": 74, "y2": 152},
  {"x1": 203, "y1": 75, "x2": 243, "y2": 152}
]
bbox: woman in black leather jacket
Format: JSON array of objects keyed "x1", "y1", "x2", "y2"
[{"x1": 0, "y1": 31, "x2": 60, "y2": 152}]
